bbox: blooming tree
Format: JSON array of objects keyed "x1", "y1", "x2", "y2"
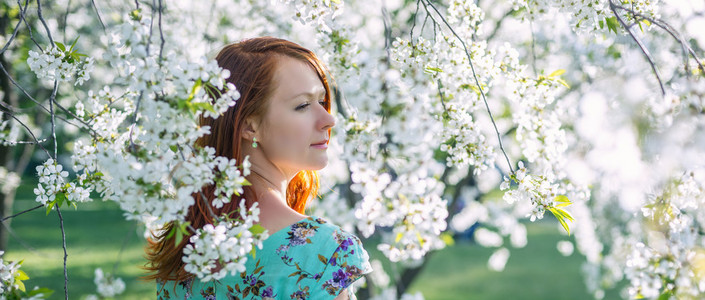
[{"x1": 0, "y1": 0, "x2": 704, "y2": 299}]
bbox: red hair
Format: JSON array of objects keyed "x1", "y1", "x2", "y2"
[{"x1": 144, "y1": 37, "x2": 333, "y2": 282}]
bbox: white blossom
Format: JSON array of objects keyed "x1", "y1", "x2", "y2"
[
  {"x1": 182, "y1": 201, "x2": 268, "y2": 281},
  {"x1": 93, "y1": 268, "x2": 125, "y2": 298}
]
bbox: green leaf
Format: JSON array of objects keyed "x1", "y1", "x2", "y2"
[
  {"x1": 15, "y1": 270, "x2": 28, "y2": 292},
  {"x1": 55, "y1": 42, "x2": 66, "y2": 52},
  {"x1": 440, "y1": 232, "x2": 455, "y2": 246},
  {"x1": 549, "y1": 208, "x2": 573, "y2": 235},
  {"x1": 174, "y1": 228, "x2": 183, "y2": 246},
  {"x1": 551, "y1": 207, "x2": 575, "y2": 222},
  {"x1": 69, "y1": 36, "x2": 79, "y2": 52},
  {"x1": 605, "y1": 17, "x2": 619, "y2": 34},
  {"x1": 249, "y1": 224, "x2": 266, "y2": 235},
  {"x1": 424, "y1": 66, "x2": 443, "y2": 73},
  {"x1": 556, "y1": 214, "x2": 570, "y2": 235},
  {"x1": 416, "y1": 232, "x2": 425, "y2": 247},
  {"x1": 46, "y1": 202, "x2": 55, "y2": 215},
  {"x1": 16, "y1": 269, "x2": 29, "y2": 281},
  {"x1": 657, "y1": 291, "x2": 673, "y2": 300},
  {"x1": 55, "y1": 193, "x2": 67, "y2": 208},
  {"x1": 191, "y1": 102, "x2": 216, "y2": 114},
  {"x1": 554, "y1": 195, "x2": 572, "y2": 207},
  {"x1": 26, "y1": 287, "x2": 54, "y2": 298},
  {"x1": 548, "y1": 69, "x2": 565, "y2": 77},
  {"x1": 188, "y1": 79, "x2": 203, "y2": 101},
  {"x1": 130, "y1": 9, "x2": 142, "y2": 21},
  {"x1": 554, "y1": 195, "x2": 570, "y2": 203},
  {"x1": 166, "y1": 226, "x2": 176, "y2": 239}
]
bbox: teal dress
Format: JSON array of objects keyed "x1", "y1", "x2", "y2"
[{"x1": 156, "y1": 216, "x2": 373, "y2": 299}]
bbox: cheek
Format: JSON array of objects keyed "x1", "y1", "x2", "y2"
[{"x1": 265, "y1": 115, "x2": 309, "y2": 153}]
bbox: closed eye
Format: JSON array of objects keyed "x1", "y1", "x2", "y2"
[
  {"x1": 295, "y1": 103, "x2": 309, "y2": 111},
  {"x1": 296, "y1": 100, "x2": 326, "y2": 111}
]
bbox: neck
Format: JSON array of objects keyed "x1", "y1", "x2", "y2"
[{"x1": 250, "y1": 168, "x2": 287, "y2": 198}]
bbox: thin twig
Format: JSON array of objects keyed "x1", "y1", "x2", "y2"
[
  {"x1": 529, "y1": 20, "x2": 537, "y2": 76},
  {"x1": 56, "y1": 205, "x2": 69, "y2": 300},
  {"x1": 62, "y1": 0, "x2": 71, "y2": 41},
  {"x1": 49, "y1": 81, "x2": 59, "y2": 159},
  {"x1": 485, "y1": 8, "x2": 515, "y2": 41},
  {"x1": 111, "y1": 222, "x2": 137, "y2": 275},
  {"x1": 381, "y1": 5, "x2": 392, "y2": 60},
  {"x1": 1, "y1": 204, "x2": 43, "y2": 222},
  {"x1": 436, "y1": 79, "x2": 448, "y2": 112},
  {"x1": 90, "y1": 0, "x2": 106, "y2": 32},
  {"x1": 18, "y1": 0, "x2": 43, "y2": 51},
  {"x1": 609, "y1": 0, "x2": 665, "y2": 96},
  {"x1": 1, "y1": 222, "x2": 42, "y2": 255},
  {"x1": 610, "y1": 2, "x2": 705, "y2": 75},
  {"x1": 0, "y1": 61, "x2": 51, "y2": 114},
  {"x1": 0, "y1": 139, "x2": 47, "y2": 145},
  {"x1": 409, "y1": 0, "x2": 421, "y2": 49},
  {"x1": 51, "y1": 98, "x2": 97, "y2": 136},
  {"x1": 0, "y1": 102, "x2": 51, "y2": 157},
  {"x1": 35, "y1": 0, "x2": 54, "y2": 45},
  {"x1": 1, "y1": 0, "x2": 30, "y2": 55},
  {"x1": 157, "y1": 0, "x2": 165, "y2": 64},
  {"x1": 420, "y1": 0, "x2": 515, "y2": 174}
]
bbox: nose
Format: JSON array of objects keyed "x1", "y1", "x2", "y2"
[{"x1": 317, "y1": 105, "x2": 336, "y2": 131}]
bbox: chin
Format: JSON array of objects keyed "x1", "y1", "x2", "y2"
[{"x1": 307, "y1": 160, "x2": 329, "y2": 171}]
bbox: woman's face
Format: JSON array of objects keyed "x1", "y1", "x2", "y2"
[{"x1": 254, "y1": 55, "x2": 336, "y2": 175}]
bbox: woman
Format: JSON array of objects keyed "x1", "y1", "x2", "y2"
[{"x1": 145, "y1": 37, "x2": 372, "y2": 299}]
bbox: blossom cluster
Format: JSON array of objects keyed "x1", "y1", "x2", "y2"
[
  {"x1": 284, "y1": 0, "x2": 343, "y2": 28},
  {"x1": 33, "y1": 158, "x2": 91, "y2": 206},
  {"x1": 390, "y1": 36, "x2": 498, "y2": 172},
  {"x1": 27, "y1": 45, "x2": 94, "y2": 86},
  {"x1": 85, "y1": 268, "x2": 126, "y2": 298},
  {"x1": 0, "y1": 167, "x2": 20, "y2": 196},
  {"x1": 0, "y1": 251, "x2": 50, "y2": 299},
  {"x1": 624, "y1": 171, "x2": 705, "y2": 299},
  {"x1": 500, "y1": 162, "x2": 566, "y2": 222},
  {"x1": 19, "y1": 12, "x2": 256, "y2": 281},
  {"x1": 511, "y1": 0, "x2": 660, "y2": 33},
  {"x1": 182, "y1": 201, "x2": 268, "y2": 281},
  {"x1": 0, "y1": 251, "x2": 23, "y2": 294},
  {"x1": 287, "y1": 0, "x2": 453, "y2": 264},
  {"x1": 62, "y1": 15, "x2": 245, "y2": 229}
]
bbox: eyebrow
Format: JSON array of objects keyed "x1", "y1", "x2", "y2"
[{"x1": 291, "y1": 89, "x2": 326, "y2": 100}]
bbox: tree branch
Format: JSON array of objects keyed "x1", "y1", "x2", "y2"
[
  {"x1": 56, "y1": 205, "x2": 69, "y2": 300},
  {"x1": 609, "y1": 0, "x2": 666, "y2": 96},
  {"x1": 0, "y1": 204, "x2": 42, "y2": 222}
]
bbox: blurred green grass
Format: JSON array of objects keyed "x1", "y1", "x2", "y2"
[{"x1": 5, "y1": 179, "x2": 619, "y2": 299}]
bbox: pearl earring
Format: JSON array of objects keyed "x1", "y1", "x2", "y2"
[{"x1": 252, "y1": 137, "x2": 258, "y2": 148}]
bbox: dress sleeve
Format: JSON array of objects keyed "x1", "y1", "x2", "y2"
[{"x1": 315, "y1": 227, "x2": 373, "y2": 298}]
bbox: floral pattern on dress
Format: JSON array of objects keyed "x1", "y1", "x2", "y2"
[{"x1": 156, "y1": 216, "x2": 372, "y2": 300}]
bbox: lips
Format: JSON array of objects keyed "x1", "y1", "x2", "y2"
[{"x1": 310, "y1": 140, "x2": 328, "y2": 146}]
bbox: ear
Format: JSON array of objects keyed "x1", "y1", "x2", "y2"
[{"x1": 241, "y1": 116, "x2": 260, "y2": 141}]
